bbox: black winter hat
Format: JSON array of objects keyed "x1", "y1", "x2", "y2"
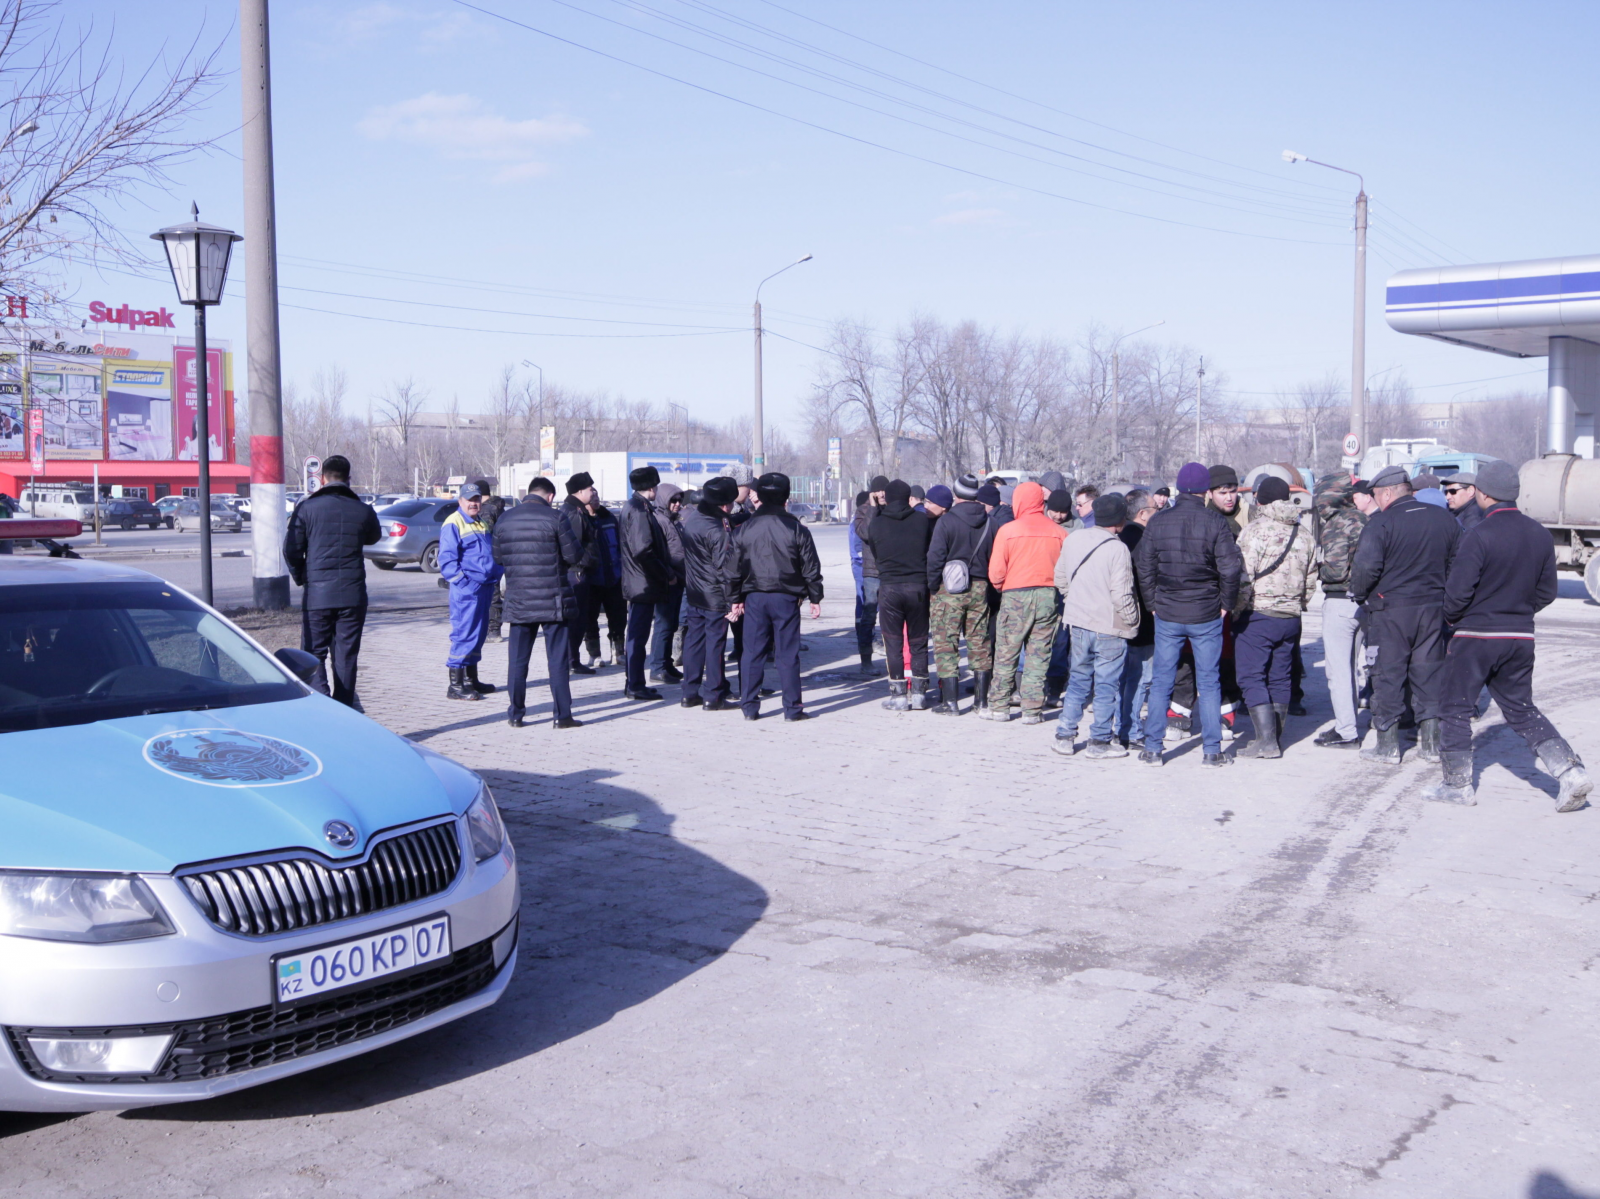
[
  {"x1": 1476, "y1": 458, "x2": 1520, "y2": 501},
  {"x1": 755, "y1": 471, "x2": 792, "y2": 504},
  {"x1": 909, "y1": 484, "x2": 926, "y2": 501},
  {"x1": 629, "y1": 464, "x2": 661, "y2": 490},
  {"x1": 702, "y1": 476, "x2": 738, "y2": 505},
  {"x1": 855, "y1": 490, "x2": 869, "y2": 507},
  {"x1": 975, "y1": 483, "x2": 1002, "y2": 506},
  {"x1": 1208, "y1": 464, "x2": 1239, "y2": 490},
  {"x1": 954, "y1": 472, "x2": 981, "y2": 500},
  {"x1": 565, "y1": 471, "x2": 594, "y2": 495},
  {"x1": 1255, "y1": 476, "x2": 1291, "y2": 506},
  {"x1": 1046, "y1": 488, "x2": 1074, "y2": 514},
  {"x1": 884, "y1": 479, "x2": 913, "y2": 504},
  {"x1": 1093, "y1": 493, "x2": 1128, "y2": 525},
  {"x1": 869, "y1": 475, "x2": 891, "y2": 493}
]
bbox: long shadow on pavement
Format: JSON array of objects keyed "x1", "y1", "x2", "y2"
[{"x1": 118, "y1": 767, "x2": 768, "y2": 1122}]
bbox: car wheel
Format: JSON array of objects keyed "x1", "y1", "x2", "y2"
[
  {"x1": 121, "y1": 519, "x2": 135, "y2": 531},
  {"x1": 164, "y1": 517, "x2": 174, "y2": 529},
  {"x1": 374, "y1": 559, "x2": 397, "y2": 570},
  {"x1": 420, "y1": 542, "x2": 441, "y2": 573}
]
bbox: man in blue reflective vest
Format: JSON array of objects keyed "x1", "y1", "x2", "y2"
[{"x1": 440, "y1": 481, "x2": 504, "y2": 701}]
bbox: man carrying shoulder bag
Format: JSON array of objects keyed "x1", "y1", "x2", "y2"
[{"x1": 925, "y1": 474, "x2": 995, "y2": 715}]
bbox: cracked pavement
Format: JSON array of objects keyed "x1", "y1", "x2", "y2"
[{"x1": 4, "y1": 525, "x2": 1599, "y2": 1197}]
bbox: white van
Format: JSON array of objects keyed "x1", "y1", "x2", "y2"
[{"x1": 18, "y1": 486, "x2": 97, "y2": 522}]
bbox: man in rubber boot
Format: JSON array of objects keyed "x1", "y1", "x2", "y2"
[
  {"x1": 926, "y1": 473, "x2": 994, "y2": 715},
  {"x1": 1233, "y1": 476, "x2": 1315, "y2": 759},
  {"x1": 1350, "y1": 465, "x2": 1461, "y2": 765},
  {"x1": 440, "y1": 481, "x2": 504, "y2": 701},
  {"x1": 986, "y1": 481, "x2": 1067, "y2": 724},
  {"x1": 866, "y1": 480, "x2": 934, "y2": 711},
  {"x1": 1427, "y1": 459, "x2": 1592, "y2": 811}
]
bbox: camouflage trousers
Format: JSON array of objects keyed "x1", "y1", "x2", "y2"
[
  {"x1": 989, "y1": 586, "x2": 1060, "y2": 712},
  {"x1": 930, "y1": 583, "x2": 994, "y2": 678}
]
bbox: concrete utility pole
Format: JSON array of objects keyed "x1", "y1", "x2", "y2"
[
  {"x1": 1283, "y1": 151, "x2": 1367, "y2": 456},
  {"x1": 242, "y1": 0, "x2": 289, "y2": 609},
  {"x1": 1195, "y1": 357, "x2": 1205, "y2": 461},
  {"x1": 752, "y1": 255, "x2": 811, "y2": 470}
]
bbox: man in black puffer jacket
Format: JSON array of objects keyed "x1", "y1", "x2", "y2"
[
  {"x1": 735, "y1": 472, "x2": 823, "y2": 720},
  {"x1": 925, "y1": 473, "x2": 993, "y2": 714},
  {"x1": 619, "y1": 464, "x2": 676, "y2": 701},
  {"x1": 283, "y1": 454, "x2": 381, "y2": 707},
  {"x1": 678, "y1": 476, "x2": 741, "y2": 710},
  {"x1": 494, "y1": 477, "x2": 582, "y2": 729},
  {"x1": 866, "y1": 480, "x2": 935, "y2": 710},
  {"x1": 1133, "y1": 462, "x2": 1244, "y2": 768}
]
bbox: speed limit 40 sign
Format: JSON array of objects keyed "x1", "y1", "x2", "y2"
[{"x1": 1341, "y1": 432, "x2": 1361, "y2": 458}]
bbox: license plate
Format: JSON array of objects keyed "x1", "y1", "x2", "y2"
[{"x1": 273, "y1": 914, "x2": 451, "y2": 1005}]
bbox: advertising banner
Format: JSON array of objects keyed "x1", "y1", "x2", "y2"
[
  {"x1": 0, "y1": 351, "x2": 22, "y2": 461},
  {"x1": 539, "y1": 425, "x2": 556, "y2": 475},
  {"x1": 30, "y1": 359, "x2": 105, "y2": 460},
  {"x1": 27, "y1": 408, "x2": 44, "y2": 473},
  {"x1": 104, "y1": 361, "x2": 174, "y2": 461},
  {"x1": 174, "y1": 345, "x2": 227, "y2": 462}
]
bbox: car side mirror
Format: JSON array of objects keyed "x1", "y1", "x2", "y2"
[{"x1": 274, "y1": 647, "x2": 321, "y2": 683}]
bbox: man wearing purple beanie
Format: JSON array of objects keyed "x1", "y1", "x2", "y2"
[{"x1": 1132, "y1": 462, "x2": 1244, "y2": 767}]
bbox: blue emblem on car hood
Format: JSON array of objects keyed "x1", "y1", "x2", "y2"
[
  {"x1": 144, "y1": 730, "x2": 323, "y2": 787},
  {"x1": 0, "y1": 696, "x2": 482, "y2": 873}
]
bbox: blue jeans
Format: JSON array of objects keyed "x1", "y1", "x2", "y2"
[
  {"x1": 855, "y1": 576, "x2": 880, "y2": 658},
  {"x1": 649, "y1": 583, "x2": 684, "y2": 673},
  {"x1": 1056, "y1": 626, "x2": 1127, "y2": 742},
  {"x1": 1143, "y1": 616, "x2": 1224, "y2": 755},
  {"x1": 1118, "y1": 641, "x2": 1155, "y2": 743}
]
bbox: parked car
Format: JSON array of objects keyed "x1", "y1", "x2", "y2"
[
  {"x1": 374, "y1": 493, "x2": 412, "y2": 508},
  {"x1": 100, "y1": 499, "x2": 164, "y2": 531},
  {"x1": 786, "y1": 502, "x2": 823, "y2": 522},
  {"x1": 364, "y1": 498, "x2": 459, "y2": 572},
  {"x1": 173, "y1": 498, "x2": 243, "y2": 535},
  {"x1": 216, "y1": 495, "x2": 250, "y2": 523},
  {"x1": 0, "y1": 553, "x2": 518, "y2": 1111},
  {"x1": 17, "y1": 488, "x2": 96, "y2": 523}
]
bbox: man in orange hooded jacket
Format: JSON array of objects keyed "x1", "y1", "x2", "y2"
[{"x1": 984, "y1": 481, "x2": 1069, "y2": 721}]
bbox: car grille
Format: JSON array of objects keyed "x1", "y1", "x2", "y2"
[
  {"x1": 180, "y1": 821, "x2": 463, "y2": 937},
  {"x1": 6, "y1": 934, "x2": 502, "y2": 1084}
]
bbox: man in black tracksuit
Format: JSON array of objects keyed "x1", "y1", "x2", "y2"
[
  {"x1": 283, "y1": 454, "x2": 381, "y2": 707},
  {"x1": 560, "y1": 471, "x2": 601, "y2": 675},
  {"x1": 734, "y1": 472, "x2": 824, "y2": 720},
  {"x1": 494, "y1": 477, "x2": 583, "y2": 728},
  {"x1": 1349, "y1": 464, "x2": 1461, "y2": 765},
  {"x1": 679, "y1": 476, "x2": 741, "y2": 710},
  {"x1": 619, "y1": 464, "x2": 676, "y2": 701},
  {"x1": 866, "y1": 479, "x2": 935, "y2": 710},
  {"x1": 852, "y1": 474, "x2": 889, "y2": 672},
  {"x1": 1429, "y1": 459, "x2": 1591, "y2": 811}
]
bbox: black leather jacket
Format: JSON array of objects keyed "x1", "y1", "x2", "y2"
[
  {"x1": 734, "y1": 506, "x2": 824, "y2": 602},
  {"x1": 620, "y1": 492, "x2": 675, "y2": 603},
  {"x1": 680, "y1": 502, "x2": 740, "y2": 613},
  {"x1": 560, "y1": 494, "x2": 600, "y2": 584}
]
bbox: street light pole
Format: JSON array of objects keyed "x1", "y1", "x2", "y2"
[
  {"x1": 521, "y1": 359, "x2": 544, "y2": 471},
  {"x1": 1195, "y1": 356, "x2": 1205, "y2": 461},
  {"x1": 1109, "y1": 319, "x2": 1164, "y2": 479},
  {"x1": 1283, "y1": 150, "x2": 1367, "y2": 456},
  {"x1": 752, "y1": 254, "x2": 812, "y2": 470}
]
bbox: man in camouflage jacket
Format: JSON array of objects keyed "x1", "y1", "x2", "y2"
[
  {"x1": 1314, "y1": 476, "x2": 1367, "y2": 748},
  {"x1": 1232, "y1": 478, "x2": 1315, "y2": 756}
]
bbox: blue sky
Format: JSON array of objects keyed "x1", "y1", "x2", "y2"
[{"x1": 68, "y1": 0, "x2": 1597, "y2": 435}]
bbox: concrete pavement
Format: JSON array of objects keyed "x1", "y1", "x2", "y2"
[{"x1": 4, "y1": 523, "x2": 1599, "y2": 1197}]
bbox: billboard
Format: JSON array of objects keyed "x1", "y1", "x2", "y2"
[
  {"x1": 174, "y1": 345, "x2": 227, "y2": 462},
  {"x1": 105, "y1": 361, "x2": 174, "y2": 461},
  {"x1": 30, "y1": 360, "x2": 104, "y2": 460},
  {"x1": 0, "y1": 353, "x2": 21, "y2": 460}
]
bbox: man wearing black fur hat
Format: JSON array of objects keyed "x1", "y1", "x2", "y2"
[
  {"x1": 620, "y1": 464, "x2": 676, "y2": 701},
  {"x1": 561, "y1": 472, "x2": 601, "y2": 676},
  {"x1": 734, "y1": 472, "x2": 823, "y2": 720},
  {"x1": 680, "y1": 476, "x2": 742, "y2": 710}
]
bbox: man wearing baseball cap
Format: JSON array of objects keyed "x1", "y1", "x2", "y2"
[
  {"x1": 1430, "y1": 459, "x2": 1591, "y2": 810},
  {"x1": 1348, "y1": 464, "x2": 1461, "y2": 765}
]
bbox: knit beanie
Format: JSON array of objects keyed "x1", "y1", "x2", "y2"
[
  {"x1": 1208, "y1": 463, "x2": 1239, "y2": 490},
  {"x1": 1093, "y1": 493, "x2": 1128, "y2": 526},
  {"x1": 926, "y1": 484, "x2": 954, "y2": 509},
  {"x1": 975, "y1": 483, "x2": 1001, "y2": 507},
  {"x1": 954, "y1": 473, "x2": 981, "y2": 500},
  {"x1": 1255, "y1": 476, "x2": 1291, "y2": 506},
  {"x1": 869, "y1": 475, "x2": 891, "y2": 493},
  {"x1": 1046, "y1": 488, "x2": 1074, "y2": 514},
  {"x1": 1176, "y1": 462, "x2": 1210, "y2": 494},
  {"x1": 884, "y1": 479, "x2": 912, "y2": 505}
]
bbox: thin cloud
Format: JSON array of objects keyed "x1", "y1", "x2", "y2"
[
  {"x1": 931, "y1": 207, "x2": 1007, "y2": 227},
  {"x1": 357, "y1": 93, "x2": 588, "y2": 180}
]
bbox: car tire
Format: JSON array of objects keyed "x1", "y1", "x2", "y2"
[
  {"x1": 420, "y1": 542, "x2": 441, "y2": 573},
  {"x1": 374, "y1": 559, "x2": 397, "y2": 570},
  {"x1": 121, "y1": 519, "x2": 135, "y2": 531},
  {"x1": 163, "y1": 517, "x2": 174, "y2": 529}
]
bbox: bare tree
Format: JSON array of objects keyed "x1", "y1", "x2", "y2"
[
  {"x1": 0, "y1": 0, "x2": 225, "y2": 300},
  {"x1": 375, "y1": 378, "x2": 427, "y2": 487}
]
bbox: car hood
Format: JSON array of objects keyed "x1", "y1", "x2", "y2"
[{"x1": 0, "y1": 695, "x2": 480, "y2": 874}]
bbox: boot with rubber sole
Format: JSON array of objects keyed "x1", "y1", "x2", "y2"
[
  {"x1": 465, "y1": 664, "x2": 496, "y2": 695},
  {"x1": 1361, "y1": 723, "x2": 1403, "y2": 765},
  {"x1": 1422, "y1": 749, "x2": 1476, "y2": 805},
  {"x1": 446, "y1": 667, "x2": 481, "y2": 702},
  {"x1": 1416, "y1": 717, "x2": 1442, "y2": 764},
  {"x1": 930, "y1": 676, "x2": 961, "y2": 715},
  {"x1": 1248, "y1": 704, "x2": 1280, "y2": 759},
  {"x1": 882, "y1": 679, "x2": 910, "y2": 711},
  {"x1": 1535, "y1": 737, "x2": 1594, "y2": 813},
  {"x1": 973, "y1": 671, "x2": 993, "y2": 720},
  {"x1": 908, "y1": 677, "x2": 932, "y2": 711}
]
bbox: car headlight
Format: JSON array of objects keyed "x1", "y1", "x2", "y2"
[
  {"x1": 0, "y1": 873, "x2": 175, "y2": 943},
  {"x1": 465, "y1": 785, "x2": 507, "y2": 863}
]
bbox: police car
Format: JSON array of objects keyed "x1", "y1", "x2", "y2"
[{"x1": 0, "y1": 528, "x2": 518, "y2": 1111}]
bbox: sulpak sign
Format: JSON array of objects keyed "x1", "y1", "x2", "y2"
[{"x1": 88, "y1": 301, "x2": 178, "y2": 330}]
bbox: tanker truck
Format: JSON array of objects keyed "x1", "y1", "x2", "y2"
[{"x1": 1520, "y1": 454, "x2": 1600, "y2": 602}]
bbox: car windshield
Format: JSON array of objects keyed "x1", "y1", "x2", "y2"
[{"x1": 0, "y1": 581, "x2": 304, "y2": 733}]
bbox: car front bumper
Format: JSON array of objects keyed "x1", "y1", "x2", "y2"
[{"x1": 0, "y1": 831, "x2": 518, "y2": 1112}]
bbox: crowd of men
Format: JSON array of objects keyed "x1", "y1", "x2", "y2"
[{"x1": 283, "y1": 450, "x2": 1591, "y2": 814}]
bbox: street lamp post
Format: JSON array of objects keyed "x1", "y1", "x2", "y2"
[
  {"x1": 753, "y1": 254, "x2": 812, "y2": 470},
  {"x1": 1283, "y1": 150, "x2": 1367, "y2": 457},
  {"x1": 1109, "y1": 319, "x2": 1164, "y2": 479},
  {"x1": 1195, "y1": 356, "x2": 1205, "y2": 461},
  {"x1": 152, "y1": 204, "x2": 242, "y2": 608}
]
